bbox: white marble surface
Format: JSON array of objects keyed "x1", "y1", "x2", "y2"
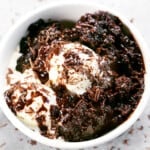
[{"x1": 0, "y1": 0, "x2": 150, "y2": 149}]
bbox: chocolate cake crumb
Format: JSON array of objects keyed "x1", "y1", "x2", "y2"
[
  {"x1": 128, "y1": 127, "x2": 134, "y2": 134},
  {"x1": 0, "y1": 142, "x2": 6, "y2": 148},
  {"x1": 29, "y1": 140, "x2": 37, "y2": 145},
  {"x1": 0, "y1": 123, "x2": 8, "y2": 128},
  {"x1": 110, "y1": 146, "x2": 116, "y2": 150},
  {"x1": 15, "y1": 128, "x2": 18, "y2": 131},
  {"x1": 123, "y1": 139, "x2": 129, "y2": 145},
  {"x1": 93, "y1": 146, "x2": 98, "y2": 149},
  {"x1": 144, "y1": 134, "x2": 147, "y2": 138},
  {"x1": 130, "y1": 18, "x2": 134, "y2": 23},
  {"x1": 137, "y1": 125, "x2": 144, "y2": 130}
]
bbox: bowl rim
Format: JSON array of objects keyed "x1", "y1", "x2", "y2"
[{"x1": 0, "y1": 1, "x2": 150, "y2": 149}]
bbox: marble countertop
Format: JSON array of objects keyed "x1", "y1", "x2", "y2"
[{"x1": 0, "y1": 0, "x2": 150, "y2": 149}]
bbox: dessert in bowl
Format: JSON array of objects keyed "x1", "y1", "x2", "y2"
[{"x1": 0, "y1": 1, "x2": 150, "y2": 149}]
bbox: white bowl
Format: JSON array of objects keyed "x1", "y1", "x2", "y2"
[{"x1": 0, "y1": 1, "x2": 150, "y2": 149}]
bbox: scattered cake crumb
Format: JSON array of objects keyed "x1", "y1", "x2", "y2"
[
  {"x1": 15, "y1": 128, "x2": 18, "y2": 131},
  {"x1": 123, "y1": 139, "x2": 129, "y2": 145},
  {"x1": 128, "y1": 127, "x2": 134, "y2": 134},
  {"x1": 0, "y1": 142, "x2": 6, "y2": 148},
  {"x1": 29, "y1": 140, "x2": 37, "y2": 146},
  {"x1": 0, "y1": 123, "x2": 8, "y2": 128},
  {"x1": 137, "y1": 125, "x2": 144, "y2": 130},
  {"x1": 130, "y1": 18, "x2": 134, "y2": 23},
  {"x1": 110, "y1": 146, "x2": 116, "y2": 150}
]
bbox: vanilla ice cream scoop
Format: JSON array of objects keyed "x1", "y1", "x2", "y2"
[
  {"x1": 48, "y1": 42, "x2": 100, "y2": 95},
  {"x1": 5, "y1": 69, "x2": 57, "y2": 136}
]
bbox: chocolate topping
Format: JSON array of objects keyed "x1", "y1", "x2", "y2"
[{"x1": 4, "y1": 11, "x2": 144, "y2": 142}]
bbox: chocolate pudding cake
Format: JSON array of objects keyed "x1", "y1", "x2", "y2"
[{"x1": 4, "y1": 11, "x2": 145, "y2": 141}]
